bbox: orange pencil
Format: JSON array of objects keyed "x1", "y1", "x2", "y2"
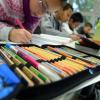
[
  {"x1": 51, "y1": 63, "x2": 72, "y2": 76},
  {"x1": 24, "y1": 48, "x2": 58, "y2": 60},
  {"x1": 24, "y1": 47, "x2": 61, "y2": 60},
  {"x1": 63, "y1": 59, "x2": 86, "y2": 70},
  {"x1": 47, "y1": 46, "x2": 94, "y2": 68},
  {"x1": 59, "y1": 60, "x2": 84, "y2": 72},
  {"x1": 51, "y1": 62, "x2": 76, "y2": 75},
  {"x1": 56, "y1": 61, "x2": 81, "y2": 73}
]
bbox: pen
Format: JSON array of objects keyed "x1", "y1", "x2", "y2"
[{"x1": 15, "y1": 19, "x2": 32, "y2": 43}]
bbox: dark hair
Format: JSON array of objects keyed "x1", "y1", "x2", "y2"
[
  {"x1": 70, "y1": 12, "x2": 83, "y2": 23},
  {"x1": 63, "y1": 3, "x2": 73, "y2": 11},
  {"x1": 85, "y1": 22, "x2": 93, "y2": 28},
  {"x1": 61, "y1": 0, "x2": 68, "y2": 7}
]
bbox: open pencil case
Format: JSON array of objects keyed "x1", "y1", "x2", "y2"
[{"x1": 0, "y1": 43, "x2": 100, "y2": 100}]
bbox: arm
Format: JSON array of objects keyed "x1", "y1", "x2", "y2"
[
  {"x1": 40, "y1": 14, "x2": 69, "y2": 37},
  {"x1": 61, "y1": 23, "x2": 73, "y2": 35},
  {"x1": 41, "y1": 26, "x2": 70, "y2": 37},
  {"x1": 61, "y1": 23, "x2": 80, "y2": 41},
  {"x1": 0, "y1": 1, "x2": 32, "y2": 43},
  {"x1": 0, "y1": 22, "x2": 13, "y2": 41}
]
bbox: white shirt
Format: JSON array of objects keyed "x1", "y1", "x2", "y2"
[{"x1": 61, "y1": 23, "x2": 78, "y2": 36}]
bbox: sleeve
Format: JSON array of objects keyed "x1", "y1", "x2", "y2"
[
  {"x1": 40, "y1": 14, "x2": 69, "y2": 37},
  {"x1": 40, "y1": 14, "x2": 54, "y2": 29},
  {"x1": 77, "y1": 27, "x2": 83, "y2": 35},
  {"x1": 74, "y1": 29, "x2": 78, "y2": 34},
  {"x1": 0, "y1": 22, "x2": 13, "y2": 41},
  {"x1": 61, "y1": 23, "x2": 73, "y2": 35}
]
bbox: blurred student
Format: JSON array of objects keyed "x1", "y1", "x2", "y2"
[
  {"x1": 61, "y1": 12, "x2": 83, "y2": 41},
  {"x1": 77, "y1": 22, "x2": 93, "y2": 38},
  {"x1": 0, "y1": 0, "x2": 64, "y2": 43},
  {"x1": 40, "y1": 3, "x2": 73, "y2": 36}
]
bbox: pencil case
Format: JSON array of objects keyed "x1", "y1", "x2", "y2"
[
  {"x1": 0, "y1": 43, "x2": 100, "y2": 100},
  {"x1": 75, "y1": 37, "x2": 100, "y2": 57},
  {"x1": 42, "y1": 44, "x2": 100, "y2": 60},
  {"x1": 78, "y1": 37, "x2": 100, "y2": 50},
  {"x1": 75, "y1": 42, "x2": 100, "y2": 58},
  {"x1": 42, "y1": 44, "x2": 100, "y2": 71}
]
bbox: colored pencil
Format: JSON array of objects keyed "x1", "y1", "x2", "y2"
[
  {"x1": 2, "y1": 46, "x2": 51, "y2": 83},
  {"x1": 0, "y1": 49, "x2": 14, "y2": 66},
  {"x1": 47, "y1": 46, "x2": 94, "y2": 68},
  {"x1": 5, "y1": 44, "x2": 61, "y2": 82},
  {"x1": 15, "y1": 67, "x2": 34, "y2": 87}
]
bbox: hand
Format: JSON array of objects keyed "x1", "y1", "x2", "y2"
[
  {"x1": 69, "y1": 34, "x2": 80, "y2": 41},
  {"x1": 9, "y1": 29, "x2": 32, "y2": 43}
]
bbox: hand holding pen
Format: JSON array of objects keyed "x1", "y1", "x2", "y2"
[
  {"x1": 9, "y1": 19, "x2": 32, "y2": 43},
  {"x1": 69, "y1": 34, "x2": 81, "y2": 41}
]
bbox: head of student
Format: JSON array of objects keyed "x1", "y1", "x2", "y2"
[
  {"x1": 55, "y1": 3, "x2": 73, "y2": 22},
  {"x1": 30, "y1": 0, "x2": 66, "y2": 17},
  {"x1": 83, "y1": 22, "x2": 93, "y2": 34},
  {"x1": 69, "y1": 12, "x2": 83, "y2": 29}
]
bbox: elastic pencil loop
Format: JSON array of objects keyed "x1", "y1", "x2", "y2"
[
  {"x1": 36, "y1": 59, "x2": 45, "y2": 63},
  {"x1": 49, "y1": 59, "x2": 55, "y2": 63},
  {"x1": 53, "y1": 58, "x2": 59, "y2": 62},
  {"x1": 10, "y1": 65, "x2": 16, "y2": 71},
  {"x1": 43, "y1": 56, "x2": 66, "y2": 63},
  {"x1": 56, "y1": 58, "x2": 61, "y2": 61},
  {"x1": 72, "y1": 56, "x2": 77, "y2": 59},
  {"x1": 60, "y1": 56, "x2": 66, "y2": 60},
  {"x1": 25, "y1": 63, "x2": 32, "y2": 67},
  {"x1": 18, "y1": 64, "x2": 25, "y2": 69},
  {"x1": 82, "y1": 55, "x2": 90, "y2": 58}
]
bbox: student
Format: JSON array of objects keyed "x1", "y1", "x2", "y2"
[
  {"x1": 61, "y1": 12, "x2": 83, "y2": 40},
  {"x1": 77, "y1": 22, "x2": 93, "y2": 38},
  {"x1": 0, "y1": 0, "x2": 64, "y2": 43},
  {"x1": 40, "y1": 3, "x2": 73, "y2": 37}
]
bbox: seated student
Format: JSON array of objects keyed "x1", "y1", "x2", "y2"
[
  {"x1": 77, "y1": 22, "x2": 93, "y2": 38},
  {"x1": 0, "y1": 0, "x2": 64, "y2": 43},
  {"x1": 40, "y1": 3, "x2": 73, "y2": 37},
  {"x1": 61, "y1": 12, "x2": 83, "y2": 40}
]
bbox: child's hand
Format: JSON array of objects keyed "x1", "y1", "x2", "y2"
[
  {"x1": 69, "y1": 34, "x2": 80, "y2": 41},
  {"x1": 9, "y1": 29, "x2": 32, "y2": 43}
]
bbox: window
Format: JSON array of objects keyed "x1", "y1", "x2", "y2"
[
  {"x1": 68, "y1": 0, "x2": 100, "y2": 25},
  {"x1": 69, "y1": 0, "x2": 94, "y2": 12}
]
